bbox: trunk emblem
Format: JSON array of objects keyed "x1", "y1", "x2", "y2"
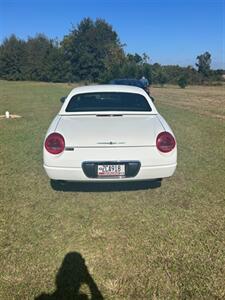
[{"x1": 97, "y1": 141, "x2": 126, "y2": 145}]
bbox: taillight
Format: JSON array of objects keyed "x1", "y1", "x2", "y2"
[
  {"x1": 45, "y1": 133, "x2": 65, "y2": 154},
  {"x1": 156, "y1": 132, "x2": 176, "y2": 153}
]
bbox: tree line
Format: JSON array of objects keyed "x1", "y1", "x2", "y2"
[{"x1": 0, "y1": 18, "x2": 224, "y2": 87}]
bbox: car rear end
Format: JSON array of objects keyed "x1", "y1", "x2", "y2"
[{"x1": 43, "y1": 85, "x2": 177, "y2": 182}]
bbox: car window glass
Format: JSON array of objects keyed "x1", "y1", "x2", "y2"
[{"x1": 66, "y1": 92, "x2": 151, "y2": 112}]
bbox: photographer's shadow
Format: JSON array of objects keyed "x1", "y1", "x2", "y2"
[{"x1": 35, "y1": 252, "x2": 104, "y2": 300}]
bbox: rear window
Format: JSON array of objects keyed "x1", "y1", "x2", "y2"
[{"x1": 66, "y1": 92, "x2": 151, "y2": 112}]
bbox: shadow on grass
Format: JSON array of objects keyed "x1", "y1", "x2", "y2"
[
  {"x1": 35, "y1": 252, "x2": 104, "y2": 300},
  {"x1": 50, "y1": 179, "x2": 162, "y2": 192}
]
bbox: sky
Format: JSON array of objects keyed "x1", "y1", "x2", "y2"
[{"x1": 0, "y1": 0, "x2": 224, "y2": 69}]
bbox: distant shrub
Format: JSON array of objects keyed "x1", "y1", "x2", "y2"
[{"x1": 178, "y1": 76, "x2": 188, "y2": 88}]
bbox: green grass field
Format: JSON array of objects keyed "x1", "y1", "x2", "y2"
[{"x1": 0, "y1": 80, "x2": 225, "y2": 299}]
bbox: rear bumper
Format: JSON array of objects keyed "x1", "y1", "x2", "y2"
[{"x1": 43, "y1": 163, "x2": 177, "y2": 182}]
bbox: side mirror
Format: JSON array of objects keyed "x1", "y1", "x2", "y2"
[{"x1": 60, "y1": 96, "x2": 66, "y2": 103}]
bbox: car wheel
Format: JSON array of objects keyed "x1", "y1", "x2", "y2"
[
  {"x1": 148, "y1": 178, "x2": 162, "y2": 188},
  {"x1": 50, "y1": 180, "x2": 66, "y2": 191}
]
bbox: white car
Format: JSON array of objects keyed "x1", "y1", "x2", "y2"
[{"x1": 43, "y1": 85, "x2": 177, "y2": 188}]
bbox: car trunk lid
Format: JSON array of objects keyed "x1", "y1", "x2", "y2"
[{"x1": 56, "y1": 114, "x2": 163, "y2": 147}]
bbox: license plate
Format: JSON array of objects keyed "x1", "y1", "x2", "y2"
[{"x1": 97, "y1": 164, "x2": 125, "y2": 177}]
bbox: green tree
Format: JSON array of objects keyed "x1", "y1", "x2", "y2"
[
  {"x1": 127, "y1": 53, "x2": 143, "y2": 64},
  {"x1": 196, "y1": 51, "x2": 211, "y2": 77},
  {"x1": 158, "y1": 71, "x2": 168, "y2": 86},
  {"x1": 46, "y1": 42, "x2": 68, "y2": 82},
  {"x1": 141, "y1": 63, "x2": 152, "y2": 84},
  {"x1": 0, "y1": 35, "x2": 26, "y2": 80},
  {"x1": 142, "y1": 53, "x2": 150, "y2": 64},
  {"x1": 120, "y1": 61, "x2": 138, "y2": 78},
  {"x1": 24, "y1": 34, "x2": 56, "y2": 81},
  {"x1": 153, "y1": 67, "x2": 168, "y2": 86},
  {"x1": 62, "y1": 18, "x2": 125, "y2": 82}
]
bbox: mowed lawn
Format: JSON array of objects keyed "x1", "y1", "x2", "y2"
[{"x1": 0, "y1": 80, "x2": 225, "y2": 299}]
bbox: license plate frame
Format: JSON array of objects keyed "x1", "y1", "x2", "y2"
[{"x1": 97, "y1": 164, "x2": 125, "y2": 177}]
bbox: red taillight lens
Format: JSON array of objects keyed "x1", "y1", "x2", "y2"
[
  {"x1": 156, "y1": 132, "x2": 176, "y2": 153},
  {"x1": 45, "y1": 133, "x2": 65, "y2": 154}
]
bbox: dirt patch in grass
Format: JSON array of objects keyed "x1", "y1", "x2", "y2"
[{"x1": 0, "y1": 114, "x2": 22, "y2": 119}]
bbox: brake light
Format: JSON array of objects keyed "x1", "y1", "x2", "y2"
[
  {"x1": 45, "y1": 133, "x2": 65, "y2": 154},
  {"x1": 156, "y1": 132, "x2": 176, "y2": 153}
]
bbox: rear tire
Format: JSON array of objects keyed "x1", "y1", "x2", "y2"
[
  {"x1": 147, "y1": 178, "x2": 162, "y2": 188},
  {"x1": 50, "y1": 180, "x2": 65, "y2": 191}
]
